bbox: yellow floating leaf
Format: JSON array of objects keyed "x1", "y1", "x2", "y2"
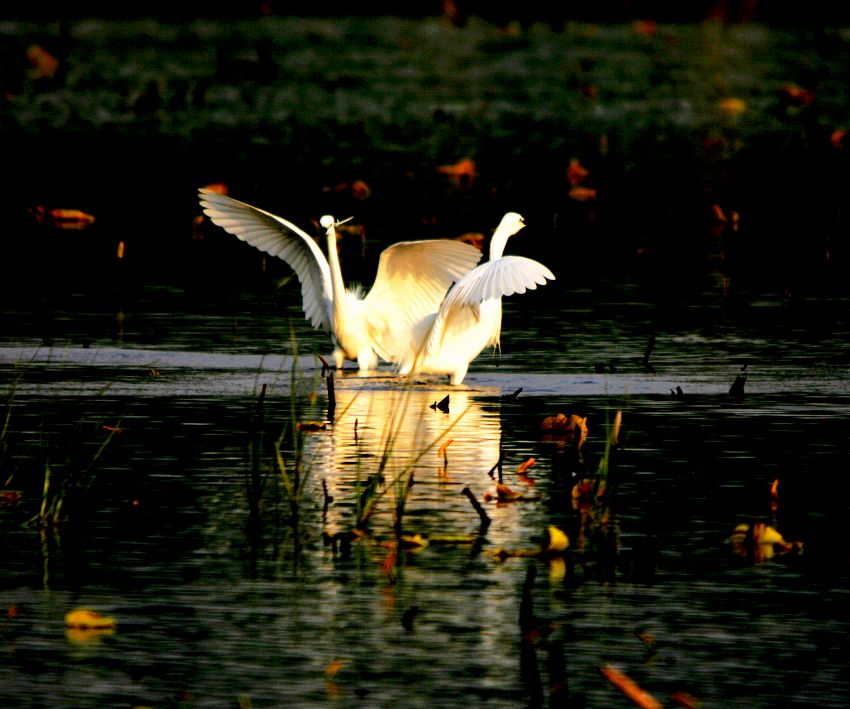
[
  {"x1": 399, "y1": 533, "x2": 428, "y2": 550},
  {"x1": 65, "y1": 608, "x2": 116, "y2": 630},
  {"x1": 719, "y1": 97, "x2": 747, "y2": 116},
  {"x1": 545, "y1": 525, "x2": 570, "y2": 552},
  {"x1": 65, "y1": 608, "x2": 117, "y2": 644}
]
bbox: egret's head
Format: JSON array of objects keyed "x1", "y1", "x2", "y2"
[
  {"x1": 489, "y1": 212, "x2": 526, "y2": 260},
  {"x1": 320, "y1": 215, "x2": 335, "y2": 229},
  {"x1": 500, "y1": 212, "x2": 526, "y2": 237}
]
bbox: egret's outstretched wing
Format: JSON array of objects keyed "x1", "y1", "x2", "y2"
[
  {"x1": 363, "y1": 238, "x2": 482, "y2": 358},
  {"x1": 428, "y1": 255, "x2": 555, "y2": 350},
  {"x1": 199, "y1": 188, "x2": 333, "y2": 330}
]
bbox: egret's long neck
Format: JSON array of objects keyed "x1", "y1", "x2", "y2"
[
  {"x1": 488, "y1": 221, "x2": 513, "y2": 261},
  {"x1": 325, "y1": 226, "x2": 346, "y2": 304}
]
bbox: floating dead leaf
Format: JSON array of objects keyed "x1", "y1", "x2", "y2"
[
  {"x1": 544, "y1": 525, "x2": 569, "y2": 552},
  {"x1": 571, "y1": 479, "x2": 594, "y2": 500},
  {"x1": 600, "y1": 664, "x2": 662, "y2": 709},
  {"x1": 350, "y1": 179, "x2": 371, "y2": 200},
  {"x1": 569, "y1": 185, "x2": 597, "y2": 202},
  {"x1": 65, "y1": 608, "x2": 116, "y2": 630},
  {"x1": 633, "y1": 19, "x2": 657, "y2": 36},
  {"x1": 729, "y1": 521, "x2": 803, "y2": 561},
  {"x1": 517, "y1": 457, "x2": 535, "y2": 475},
  {"x1": 296, "y1": 421, "x2": 327, "y2": 432},
  {"x1": 437, "y1": 157, "x2": 477, "y2": 187},
  {"x1": 541, "y1": 413, "x2": 588, "y2": 448},
  {"x1": 719, "y1": 97, "x2": 747, "y2": 116},
  {"x1": 325, "y1": 659, "x2": 345, "y2": 678},
  {"x1": 781, "y1": 83, "x2": 815, "y2": 107},
  {"x1": 381, "y1": 548, "x2": 398, "y2": 577},
  {"x1": 670, "y1": 690, "x2": 701, "y2": 708},
  {"x1": 495, "y1": 482, "x2": 525, "y2": 501},
  {"x1": 567, "y1": 158, "x2": 590, "y2": 186},
  {"x1": 0, "y1": 490, "x2": 22, "y2": 507},
  {"x1": 634, "y1": 629, "x2": 657, "y2": 648},
  {"x1": 399, "y1": 534, "x2": 428, "y2": 550},
  {"x1": 49, "y1": 209, "x2": 96, "y2": 230},
  {"x1": 456, "y1": 232, "x2": 484, "y2": 249},
  {"x1": 830, "y1": 128, "x2": 848, "y2": 149},
  {"x1": 27, "y1": 44, "x2": 59, "y2": 79}
]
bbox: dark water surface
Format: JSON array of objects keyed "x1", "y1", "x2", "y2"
[
  {"x1": 1, "y1": 278, "x2": 849, "y2": 708},
  {"x1": 3, "y1": 11, "x2": 850, "y2": 708}
]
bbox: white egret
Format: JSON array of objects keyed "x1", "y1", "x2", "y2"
[
  {"x1": 198, "y1": 188, "x2": 482, "y2": 371},
  {"x1": 397, "y1": 212, "x2": 555, "y2": 385}
]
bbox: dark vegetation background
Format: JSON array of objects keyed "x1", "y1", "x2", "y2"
[{"x1": 2, "y1": 1, "x2": 850, "y2": 322}]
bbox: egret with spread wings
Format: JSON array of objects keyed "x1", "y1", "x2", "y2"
[
  {"x1": 397, "y1": 212, "x2": 555, "y2": 385},
  {"x1": 198, "y1": 188, "x2": 482, "y2": 371}
]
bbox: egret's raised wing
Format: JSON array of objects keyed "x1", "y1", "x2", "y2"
[
  {"x1": 363, "y1": 239, "x2": 482, "y2": 358},
  {"x1": 428, "y1": 255, "x2": 555, "y2": 350},
  {"x1": 199, "y1": 189, "x2": 333, "y2": 330}
]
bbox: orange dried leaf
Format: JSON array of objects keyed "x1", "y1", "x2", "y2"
[
  {"x1": 633, "y1": 19, "x2": 657, "y2": 36},
  {"x1": 296, "y1": 421, "x2": 327, "y2": 432},
  {"x1": 671, "y1": 691, "x2": 701, "y2": 708},
  {"x1": 517, "y1": 457, "x2": 535, "y2": 474},
  {"x1": 541, "y1": 413, "x2": 588, "y2": 448},
  {"x1": 325, "y1": 659, "x2": 345, "y2": 678},
  {"x1": 27, "y1": 45, "x2": 59, "y2": 79},
  {"x1": 437, "y1": 157, "x2": 478, "y2": 186},
  {"x1": 64, "y1": 608, "x2": 116, "y2": 630},
  {"x1": 600, "y1": 664, "x2": 662, "y2": 709},
  {"x1": 782, "y1": 83, "x2": 815, "y2": 106},
  {"x1": 719, "y1": 97, "x2": 747, "y2": 116},
  {"x1": 496, "y1": 482, "x2": 524, "y2": 501},
  {"x1": 456, "y1": 232, "x2": 485, "y2": 249},
  {"x1": 0, "y1": 490, "x2": 22, "y2": 505},
  {"x1": 569, "y1": 185, "x2": 597, "y2": 202},
  {"x1": 381, "y1": 548, "x2": 398, "y2": 576},
  {"x1": 350, "y1": 179, "x2": 372, "y2": 200},
  {"x1": 49, "y1": 209, "x2": 96, "y2": 230},
  {"x1": 830, "y1": 128, "x2": 847, "y2": 149},
  {"x1": 567, "y1": 158, "x2": 590, "y2": 186}
]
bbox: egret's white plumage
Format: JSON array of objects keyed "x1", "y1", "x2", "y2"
[
  {"x1": 198, "y1": 188, "x2": 483, "y2": 371},
  {"x1": 397, "y1": 212, "x2": 555, "y2": 385}
]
